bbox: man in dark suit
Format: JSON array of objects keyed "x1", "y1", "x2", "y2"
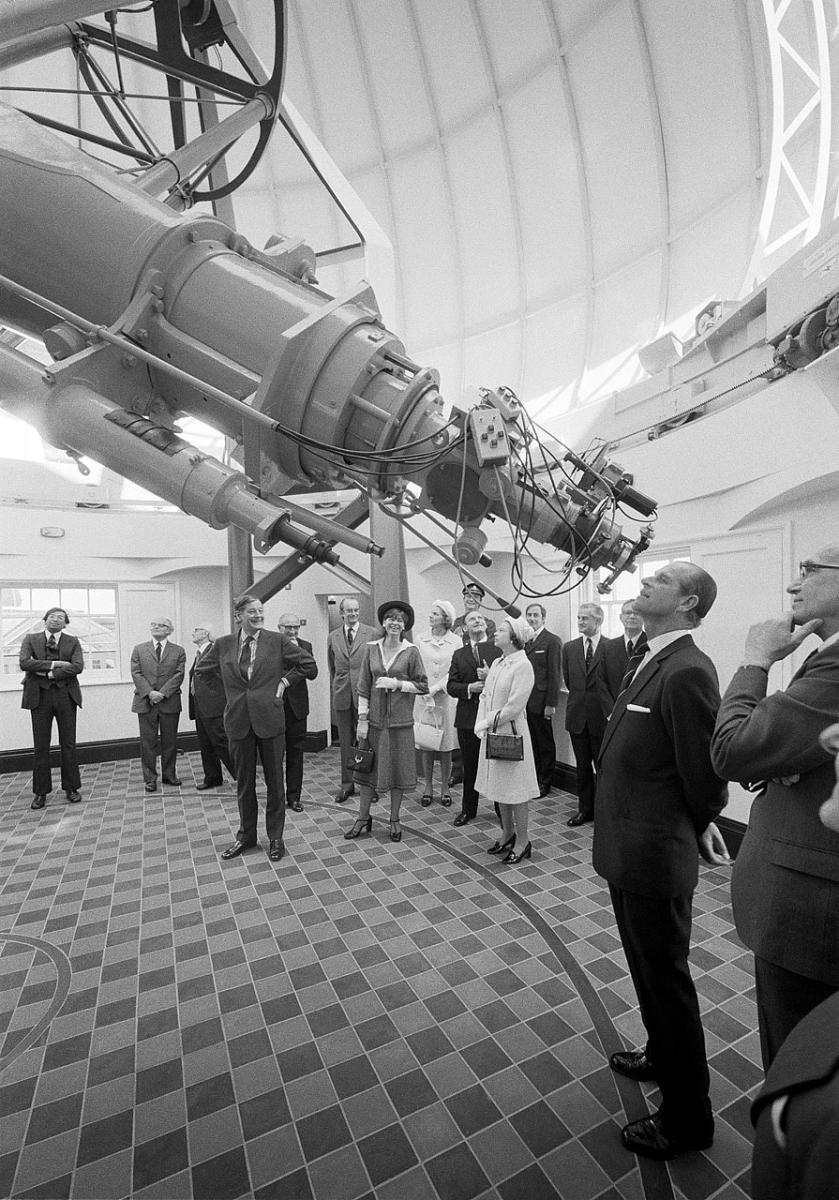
[
  {"x1": 327, "y1": 597, "x2": 376, "y2": 802},
  {"x1": 188, "y1": 625, "x2": 235, "y2": 790},
  {"x1": 447, "y1": 612, "x2": 502, "y2": 826},
  {"x1": 200, "y1": 594, "x2": 316, "y2": 862},
  {"x1": 20, "y1": 606, "x2": 84, "y2": 809},
  {"x1": 711, "y1": 546, "x2": 839, "y2": 1068},
  {"x1": 602, "y1": 599, "x2": 648, "y2": 698},
  {"x1": 278, "y1": 613, "x2": 318, "y2": 813},
  {"x1": 593, "y1": 562, "x2": 729, "y2": 1160},
  {"x1": 524, "y1": 603, "x2": 562, "y2": 797},
  {"x1": 561, "y1": 602, "x2": 614, "y2": 825},
  {"x1": 131, "y1": 618, "x2": 186, "y2": 793}
]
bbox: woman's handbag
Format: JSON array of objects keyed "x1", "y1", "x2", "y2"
[
  {"x1": 414, "y1": 707, "x2": 444, "y2": 752},
  {"x1": 485, "y1": 713, "x2": 524, "y2": 761},
  {"x1": 347, "y1": 740, "x2": 375, "y2": 774}
]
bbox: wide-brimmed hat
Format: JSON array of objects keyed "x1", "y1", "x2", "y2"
[{"x1": 377, "y1": 599, "x2": 415, "y2": 631}]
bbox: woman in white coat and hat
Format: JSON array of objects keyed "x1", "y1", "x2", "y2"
[{"x1": 474, "y1": 614, "x2": 539, "y2": 864}]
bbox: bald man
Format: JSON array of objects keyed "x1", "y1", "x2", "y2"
[{"x1": 131, "y1": 618, "x2": 186, "y2": 792}]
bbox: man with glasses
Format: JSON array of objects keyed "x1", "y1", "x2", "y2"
[{"x1": 712, "y1": 546, "x2": 839, "y2": 1068}]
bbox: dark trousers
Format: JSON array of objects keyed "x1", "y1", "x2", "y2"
[
  {"x1": 195, "y1": 709, "x2": 235, "y2": 784},
  {"x1": 754, "y1": 955, "x2": 838, "y2": 1070},
  {"x1": 609, "y1": 884, "x2": 712, "y2": 1136},
  {"x1": 335, "y1": 704, "x2": 358, "y2": 785},
  {"x1": 570, "y1": 726, "x2": 603, "y2": 818},
  {"x1": 138, "y1": 708, "x2": 179, "y2": 783},
  {"x1": 527, "y1": 709, "x2": 556, "y2": 789},
  {"x1": 30, "y1": 687, "x2": 80, "y2": 795},
  {"x1": 231, "y1": 729, "x2": 286, "y2": 842},
  {"x1": 284, "y1": 712, "x2": 306, "y2": 804},
  {"x1": 458, "y1": 728, "x2": 481, "y2": 817}
]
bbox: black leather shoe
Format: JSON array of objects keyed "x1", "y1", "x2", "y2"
[
  {"x1": 144, "y1": 782, "x2": 157, "y2": 793},
  {"x1": 66, "y1": 790, "x2": 82, "y2": 803},
  {"x1": 336, "y1": 785, "x2": 354, "y2": 803},
  {"x1": 268, "y1": 839, "x2": 285, "y2": 861},
  {"x1": 566, "y1": 812, "x2": 592, "y2": 827},
  {"x1": 31, "y1": 795, "x2": 46, "y2": 810},
  {"x1": 453, "y1": 813, "x2": 472, "y2": 826},
  {"x1": 609, "y1": 1049, "x2": 657, "y2": 1082},
  {"x1": 196, "y1": 780, "x2": 222, "y2": 791},
  {"x1": 620, "y1": 1112, "x2": 714, "y2": 1160},
  {"x1": 162, "y1": 777, "x2": 181, "y2": 786},
  {"x1": 221, "y1": 839, "x2": 256, "y2": 859},
  {"x1": 288, "y1": 800, "x2": 303, "y2": 812}
]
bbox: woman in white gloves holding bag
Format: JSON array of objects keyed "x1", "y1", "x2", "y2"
[
  {"x1": 414, "y1": 600, "x2": 461, "y2": 808},
  {"x1": 475, "y1": 614, "x2": 539, "y2": 864}
]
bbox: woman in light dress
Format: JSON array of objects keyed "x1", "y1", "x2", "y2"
[
  {"x1": 414, "y1": 600, "x2": 461, "y2": 807},
  {"x1": 475, "y1": 614, "x2": 539, "y2": 864}
]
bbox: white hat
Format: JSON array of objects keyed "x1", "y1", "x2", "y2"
[
  {"x1": 433, "y1": 600, "x2": 457, "y2": 627},
  {"x1": 503, "y1": 614, "x2": 534, "y2": 645}
]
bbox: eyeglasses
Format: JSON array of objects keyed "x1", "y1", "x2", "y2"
[{"x1": 799, "y1": 561, "x2": 839, "y2": 579}]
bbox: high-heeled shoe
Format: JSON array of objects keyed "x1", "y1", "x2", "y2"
[
  {"x1": 440, "y1": 792, "x2": 452, "y2": 807},
  {"x1": 344, "y1": 816, "x2": 372, "y2": 840},
  {"x1": 420, "y1": 793, "x2": 432, "y2": 807},
  {"x1": 488, "y1": 834, "x2": 516, "y2": 856},
  {"x1": 389, "y1": 820, "x2": 402, "y2": 842},
  {"x1": 504, "y1": 841, "x2": 532, "y2": 864}
]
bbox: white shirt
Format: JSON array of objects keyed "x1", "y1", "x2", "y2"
[{"x1": 628, "y1": 629, "x2": 689, "y2": 687}]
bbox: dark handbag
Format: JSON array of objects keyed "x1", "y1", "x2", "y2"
[
  {"x1": 485, "y1": 714, "x2": 524, "y2": 761},
  {"x1": 347, "y1": 740, "x2": 375, "y2": 774}
]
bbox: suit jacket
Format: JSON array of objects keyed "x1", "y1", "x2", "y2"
[
  {"x1": 446, "y1": 641, "x2": 502, "y2": 730},
  {"x1": 327, "y1": 624, "x2": 377, "y2": 711},
  {"x1": 20, "y1": 631, "x2": 84, "y2": 709},
  {"x1": 525, "y1": 628, "x2": 562, "y2": 712},
  {"x1": 711, "y1": 645, "x2": 839, "y2": 986},
  {"x1": 131, "y1": 640, "x2": 186, "y2": 714},
  {"x1": 188, "y1": 642, "x2": 226, "y2": 721},
  {"x1": 283, "y1": 638, "x2": 317, "y2": 721},
  {"x1": 592, "y1": 634, "x2": 727, "y2": 898},
  {"x1": 561, "y1": 635, "x2": 611, "y2": 735},
  {"x1": 199, "y1": 629, "x2": 317, "y2": 740},
  {"x1": 751, "y1": 992, "x2": 839, "y2": 1200},
  {"x1": 602, "y1": 632, "x2": 648, "y2": 701}
]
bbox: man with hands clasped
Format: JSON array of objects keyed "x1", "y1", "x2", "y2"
[{"x1": 712, "y1": 546, "x2": 839, "y2": 1068}]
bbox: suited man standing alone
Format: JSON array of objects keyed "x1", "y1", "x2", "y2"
[
  {"x1": 200, "y1": 595, "x2": 316, "y2": 862},
  {"x1": 278, "y1": 613, "x2": 318, "y2": 813},
  {"x1": 594, "y1": 562, "x2": 729, "y2": 1160},
  {"x1": 131, "y1": 618, "x2": 186, "y2": 793},
  {"x1": 561, "y1": 603, "x2": 614, "y2": 826},
  {"x1": 524, "y1": 603, "x2": 562, "y2": 797},
  {"x1": 328, "y1": 597, "x2": 376, "y2": 803},
  {"x1": 189, "y1": 625, "x2": 236, "y2": 790},
  {"x1": 20, "y1": 606, "x2": 84, "y2": 809}
]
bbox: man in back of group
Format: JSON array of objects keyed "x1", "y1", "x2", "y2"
[
  {"x1": 603, "y1": 599, "x2": 648, "y2": 697},
  {"x1": 447, "y1": 612, "x2": 502, "y2": 826},
  {"x1": 328, "y1": 597, "x2": 376, "y2": 803},
  {"x1": 594, "y1": 562, "x2": 729, "y2": 1161},
  {"x1": 278, "y1": 613, "x2": 318, "y2": 813},
  {"x1": 20, "y1": 606, "x2": 84, "y2": 809},
  {"x1": 711, "y1": 545, "x2": 839, "y2": 1068},
  {"x1": 452, "y1": 582, "x2": 496, "y2": 643},
  {"x1": 561, "y1": 602, "x2": 614, "y2": 826},
  {"x1": 131, "y1": 618, "x2": 186, "y2": 792},
  {"x1": 189, "y1": 624, "x2": 236, "y2": 790},
  {"x1": 524, "y1": 603, "x2": 562, "y2": 797}
]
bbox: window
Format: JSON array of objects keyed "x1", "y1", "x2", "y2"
[
  {"x1": 597, "y1": 554, "x2": 690, "y2": 637},
  {"x1": 2, "y1": 585, "x2": 118, "y2": 676}
]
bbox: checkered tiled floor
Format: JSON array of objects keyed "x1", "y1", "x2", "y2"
[{"x1": 0, "y1": 748, "x2": 758, "y2": 1200}]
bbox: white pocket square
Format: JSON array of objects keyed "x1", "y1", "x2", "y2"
[{"x1": 626, "y1": 703, "x2": 651, "y2": 713}]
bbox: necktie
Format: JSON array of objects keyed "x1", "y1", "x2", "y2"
[
  {"x1": 585, "y1": 638, "x2": 593, "y2": 667},
  {"x1": 473, "y1": 643, "x2": 481, "y2": 665},
  {"x1": 346, "y1": 627, "x2": 354, "y2": 646},
  {"x1": 239, "y1": 635, "x2": 253, "y2": 680},
  {"x1": 47, "y1": 635, "x2": 57, "y2": 653},
  {"x1": 617, "y1": 645, "x2": 649, "y2": 697},
  {"x1": 155, "y1": 642, "x2": 162, "y2": 662},
  {"x1": 626, "y1": 639, "x2": 634, "y2": 657}
]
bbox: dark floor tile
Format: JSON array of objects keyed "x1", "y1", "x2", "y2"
[
  {"x1": 425, "y1": 990, "x2": 466, "y2": 1022},
  {"x1": 527, "y1": 1011, "x2": 575, "y2": 1047},
  {"x1": 358, "y1": 1121, "x2": 417, "y2": 1186},
  {"x1": 509, "y1": 1099, "x2": 571, "y2": 1156},
  {"x1": 14, "y1": 1171, "x2": 73, "y2": 1198},
  {"x1": 186, "y1": 1072, "x2": 235, "y2": 1121},
  {"x1": 219, "y1": 982, "x2": 258, "y2": 1013},
  {"x1": 532, "y1": 977, "x2": 576, "y2": 1006},
  {"x1": 296, "y1": 1103, "x2": 352, "y2": 1162},
  {"x1": 177, "y1": 974, "x2": 216, "y2": 1002},
  {"x1": 76, "y1": 1108, "x2": 134, "y2": 1167},
  {"x1": 138, "y1": 1006, "x2": 179, "y2": 1042},
  {"x1": 263, "y1": 993, "x2": 302, "y2": 1024},
  {"x1": 277, "y1": 1041, "x2": 323, "y2": 1082},
  {"x1": 356, "y1": 1014, "x2": 400, "y2": 1051},
  {"x1": 255, "y1": 1166, "x2": 313, "y2": 1199},
  {"x1": 0, "y1": 1075, "x2": 37, "y2": 1115},
  {"x1": 0, "y1": 1150, "x2": 17, "y2": 1200},
  {"x1": 425, "y1": 1142, "x2": 490, "y2": 1200},
  {"x1": 138, "y1": 964, "x2": 176, "y2": 992},
  {"x1": 133, "y1": 1127, "x2": 189, "y2": 1191},
  {"x1": 499, "y1": 1163, "x2": 562, "y2": 1200},
  {"x1": 407, "y1": 1026, "x2": 455, "y2": 1065},
  {"x1": 95, "y1": 996, "x2": 136, "y2": 1027},
  {"x1": 240, "y1": 1085, "x2": 292, "y2": 1140},
  {"x1": 713, "y1": 1048, "x2": 764, "y2": 1090},
  {"x1": 308, "y1": 1003, "x2": 349, "y2": 1037},
  {"x1": 192, "y1": 1145, "x2": 251, "y2": 1200},
  {"x1": 519, "y1": 1050, "x2": 572, "y2": 1094},
  {"x1": 328, "y1": 1055, "x2": 379, "y2": 1099},
  {"x1": 228, "y1": 1028, "x2": 273, "y2": 1068},
  {"x1": 669, "y1": 1151, "x2": 728, "y2": 1200},
  {"x1": 289, "y1": 963, "x2": 326, "y2": 989},
  {"x1": 332, "y1": 972, "x2": 371, "y2": 1001},
  {"x1": 579, "y1": 1119, "x2": 635, "y2": 1181},
  {"x1": 385, "y1": 1068, "x2": 439, "y2": 1117},
  {"x1": 135, "y1": 1057, "x2": 184, "y2": 1104},
  {"x1": 375, "y1": 980, "x2": 417, "y2": 1009},
  {"x1": 720, "y1": 1094, "x2": 754, "y2": 1141},
  {"x1": 439, "y1": 961, "x2": 478, "y2": 987},
  {"x1": 182, "y1": 1016, "x2": 225, "y2": 1055},
  {"x1": 460, "y1": 1037, "x2": 512, "y2": 1079},
  {"x1": 25, "y1": 1093, "x2": 83, "y2": 1144},
  {"x1": 446, "y1": 1083, "x2": 503, "y2": 1137}
]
